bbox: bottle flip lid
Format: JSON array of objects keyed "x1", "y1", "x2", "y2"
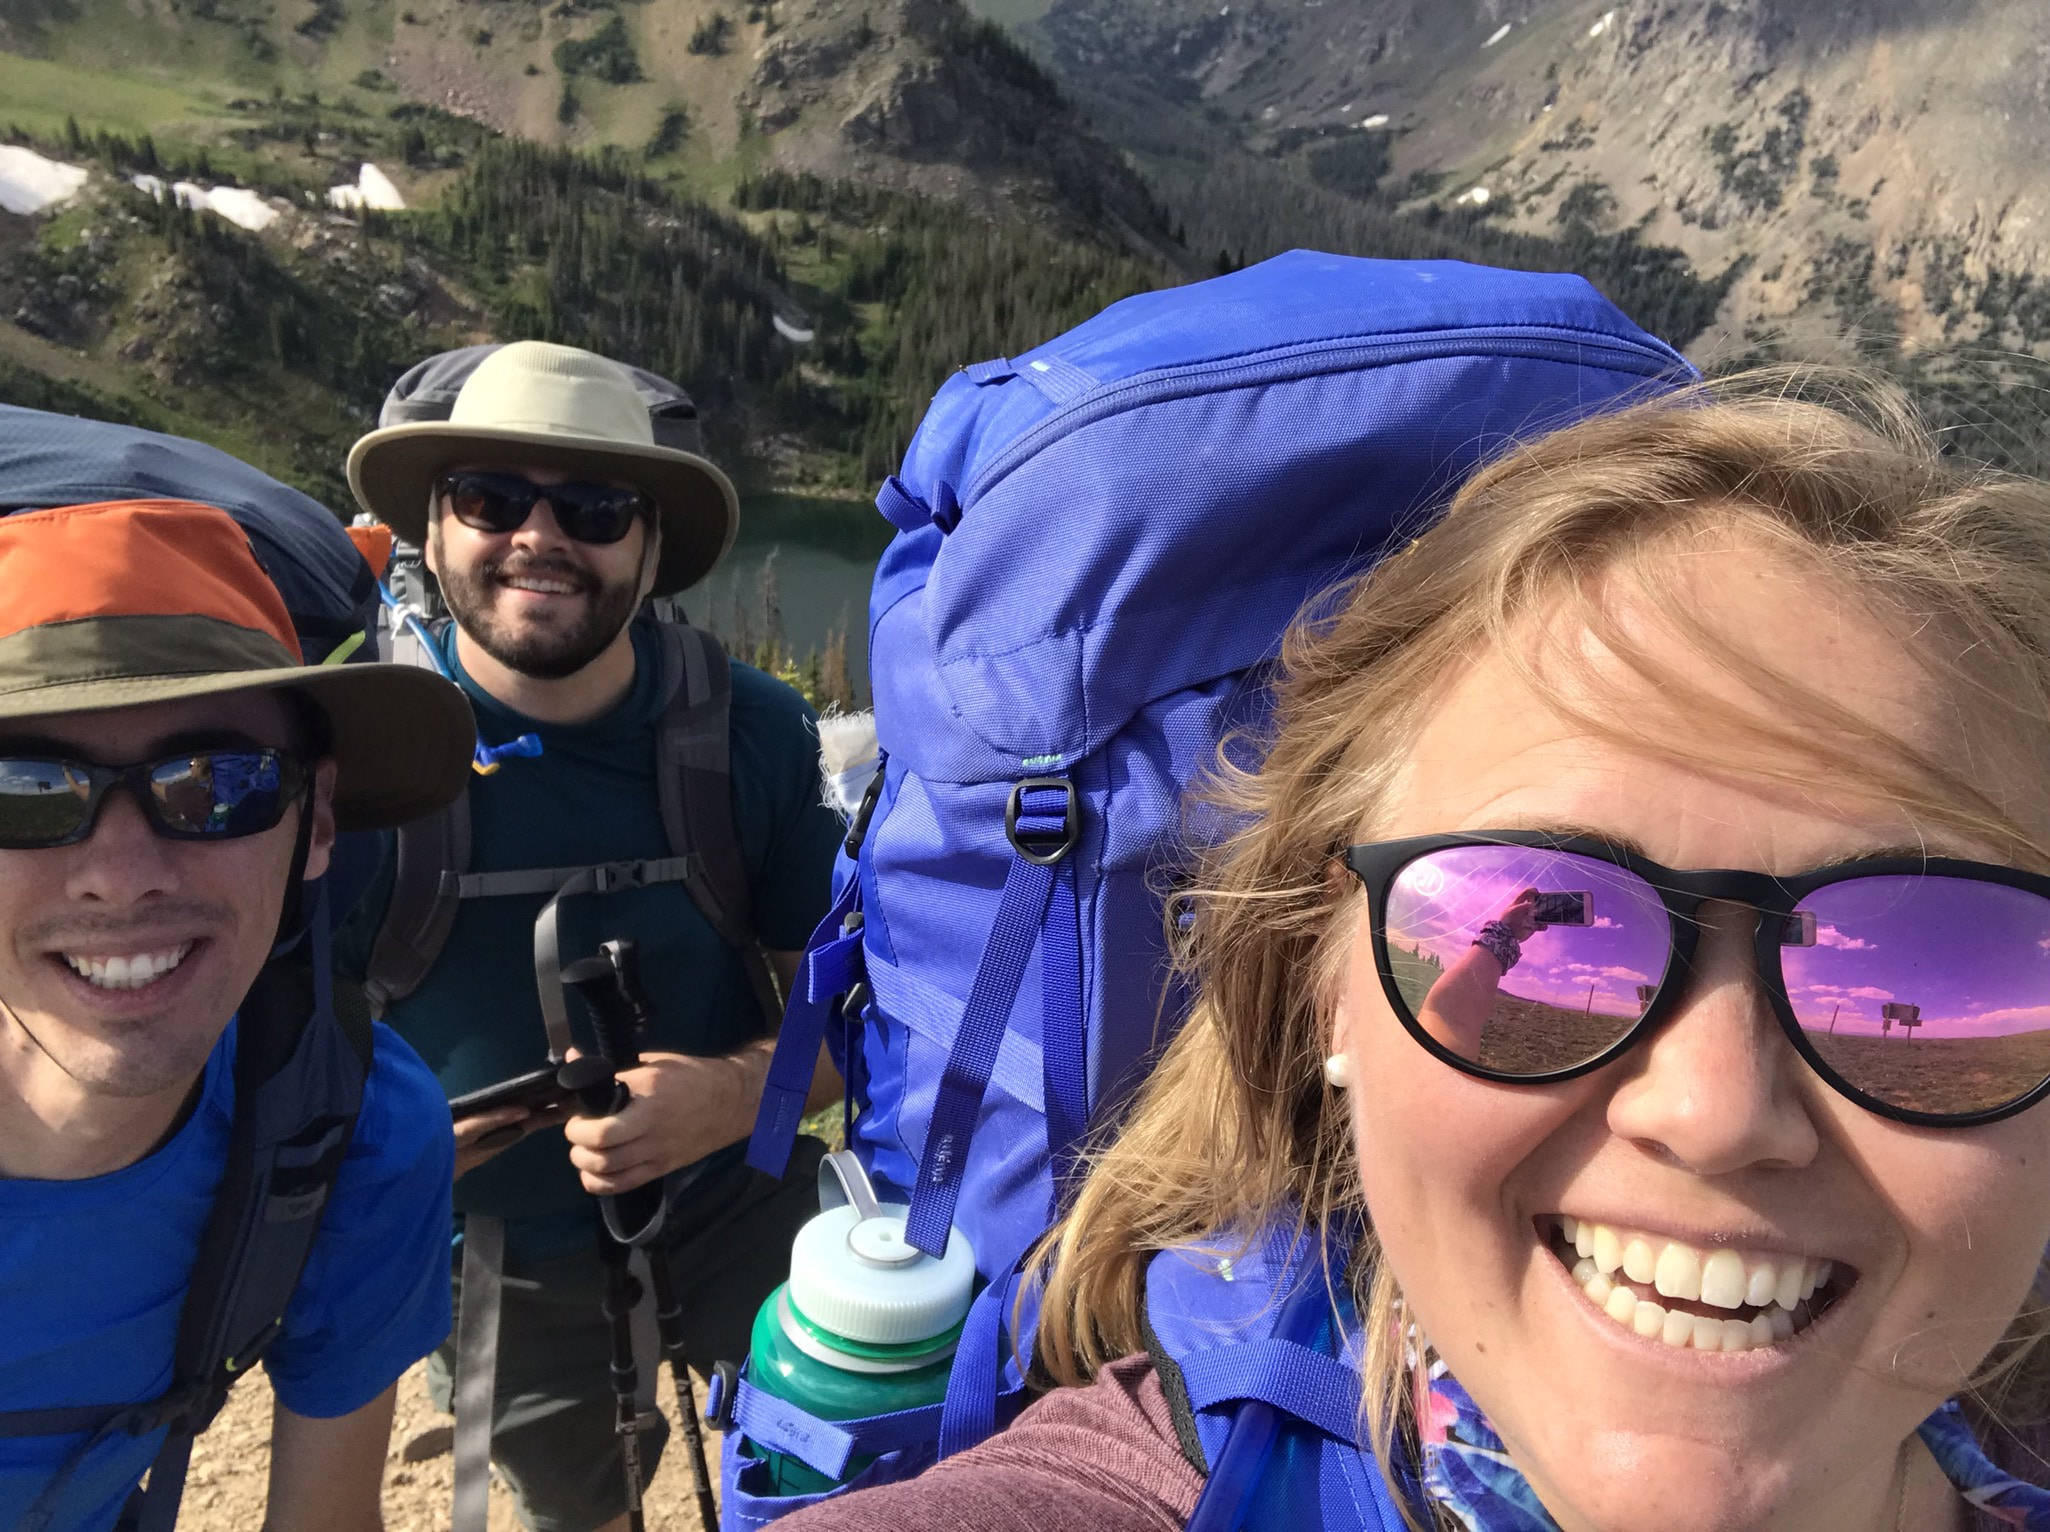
[{"x1": 787, "y1": 1152, "x2": 977, "y2": 1350}]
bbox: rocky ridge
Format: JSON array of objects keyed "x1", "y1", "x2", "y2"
[{"x1": 1031, "y1": 0, "x2": 2050, "y2": 359}]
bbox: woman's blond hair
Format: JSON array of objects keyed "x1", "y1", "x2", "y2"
[{"x1": 1031, "y1": 372, "x2": 2050, "y2": 1519}]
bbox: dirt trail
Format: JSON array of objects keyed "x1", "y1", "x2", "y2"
[{"x1": 185, "y1": 1361, "x2": 718, "y2": 1531}]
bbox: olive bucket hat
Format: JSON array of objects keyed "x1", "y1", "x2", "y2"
[
  {"x1": 0, "y1": 499, "x2": 474, "y2": 831},
  {"x1": 344, "y1": 340, "x2": 740, "y2": 595}
]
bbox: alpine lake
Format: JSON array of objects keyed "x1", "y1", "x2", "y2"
[{"x1": 680, "y1": 493, "x2": 895, "y2": 700}]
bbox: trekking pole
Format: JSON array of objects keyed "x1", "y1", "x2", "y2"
[
  {"x1": 593, "y1": 1231, "x2": 652, "y2": 1532},
  {"x1": 644, "y1": 1241, "x2": 723, "y2": 1531},
  {"x1": 562, "y1": 941, "x2": 720, "y2": 1532}
]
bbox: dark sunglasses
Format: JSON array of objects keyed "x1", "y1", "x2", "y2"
[
  {"x1": 436, "y1": 471, "x2": 650, "y2": 546},
  {"x1": 0, "y1": 750, "x2": 308, "y2": 850},
  {"x1": 1343, "y1": 831, "x2": 2050, "y2": 1127}
]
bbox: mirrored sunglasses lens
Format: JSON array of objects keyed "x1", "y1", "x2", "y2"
[
  {"x1": 0, "y1": 759, "x2": 94, "y2": 845},
  {"x1": 1382, "y1": 845, "x2": 1671, "y2": 1074},
  {"x1": 148, "y1": 752, "x2": 288, "y2": 837},
  {"x1": 1787, "y1": 875, "x2": 2050, "y2": 1117}
]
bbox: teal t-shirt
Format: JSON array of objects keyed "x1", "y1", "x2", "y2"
[{"x1": 338, "y1": 620, "x2": 841, "y2": 1258}]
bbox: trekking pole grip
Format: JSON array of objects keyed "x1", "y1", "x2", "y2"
[{"x1": 562, "y1": 942, "x2": 666, "y2": 1241}]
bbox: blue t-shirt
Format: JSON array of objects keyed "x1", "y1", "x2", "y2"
[
  {"x1": 0, "y1": 1019, "x2": 455, "y2": 1531},
  {"x1": 338, "y1": 620, "x2": 842, "y2": 1259}
]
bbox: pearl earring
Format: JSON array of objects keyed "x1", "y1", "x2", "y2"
[{"x1": 1323, "y1": 1053, "x2": 1355, "y2": 1089}]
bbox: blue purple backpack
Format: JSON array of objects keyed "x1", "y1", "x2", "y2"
[{"x1": 727, "y1": 252, "x2": 1692, "y2": 1523}]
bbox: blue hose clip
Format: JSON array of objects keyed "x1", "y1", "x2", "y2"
[{"x1": 377, "y1": 583, "x2": 544, "y2": 776}]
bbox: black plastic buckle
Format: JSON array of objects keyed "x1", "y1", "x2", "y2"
[
  {"x1": 705, "y1": 1359, "x2": 740, "y2": 1432},
  {"x1": 840, "y1": 980, "x2": 870, "y2": 1022},
  {"x1": 126, "y1": 1379, "x2": 216, "y2": 1439},
  {"x1": 1005, "y1": 777, "x2": 1079, "y2": 866},
  {"x1": 844, "y1": 766, "x2": 886, "y2": 857}
]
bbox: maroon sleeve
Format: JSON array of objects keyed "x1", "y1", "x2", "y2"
[{"x1": 772, "y1": 1353, "x2": 1205, "y2": 1532}]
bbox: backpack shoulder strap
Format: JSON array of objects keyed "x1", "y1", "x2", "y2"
[
  {"x1": 1146, "y1": 1234, "x2": 1398, "y2": 1532},
  {"x1": 652, "y1": 621, "x2": 782, "y2": 1030},
  {"x1": 362, "y1": 618, "x2": 472, "y2": 1018},
  {"x1": 130, "y1": 897, "x2": 372, "y2": 1531}
]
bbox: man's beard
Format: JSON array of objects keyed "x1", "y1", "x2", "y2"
[{"x1": 436, "y1": 545, "x2": 643, "y2": 681}]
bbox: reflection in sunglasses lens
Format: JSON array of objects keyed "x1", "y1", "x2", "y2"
[
  {"x1": 1788, "y1": 876, "x2": 2050, "y2": 1117},
  {"x1": 1382, "y1": 847, "x2": 1671, "y2": 1074},
  {"x1": 0, "y1": 760, "x2": 92, "y2": 844}
]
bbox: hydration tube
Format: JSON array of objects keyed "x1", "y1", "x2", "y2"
[
  {"x1": 1184, "y1": 1263, "x2": 1343, "y2": 1532},
  {"x1": 376, "y1": 582, "x2": 543, "y2": 775}
]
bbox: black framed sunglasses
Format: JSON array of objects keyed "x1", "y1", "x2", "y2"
[
  {"x1": 0, "y1": 750, "x2": 308, "y2": 850},
  {"x1": 1343, "y1": 831, "x2": 2050, "y2": 1127},
  {"x1": 435, "y1": 470, "x2": 651, "y2": 546}
]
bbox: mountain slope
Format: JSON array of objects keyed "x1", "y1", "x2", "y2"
[
  {"x1": 1027, "y1": 0, "x2": 2050, "y2": 364},
  {"x1": 0, "y1": 0, "x2": 1168, "y2": 243},
  {"x1": 0, "y1": 0, "x2": 1179, "y2": 501}
]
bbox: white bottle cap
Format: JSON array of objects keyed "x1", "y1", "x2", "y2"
[{"x1": 787, "y1": 1204, "x2": 977, "y2": 1349}]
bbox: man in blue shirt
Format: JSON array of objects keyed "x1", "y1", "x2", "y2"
[
  {"x1": 346, "y1": 341, "x2": 844, "y2": 1532},
  {"x1": 0, "y1": 497, "x2": 474, "y2": 1529}
]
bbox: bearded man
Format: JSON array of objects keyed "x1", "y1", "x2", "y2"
[{"x1": 342, "y1": 341, "x2": 843, "y2": 1532}]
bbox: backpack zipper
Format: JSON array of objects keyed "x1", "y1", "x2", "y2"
[{"x1": 963, "y1": 324, "x2": 1689, "y2": 506}]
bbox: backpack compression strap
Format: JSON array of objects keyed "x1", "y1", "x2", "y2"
[{"x1": 0, "y1": 886, "x2": 371, "y2": 1532}]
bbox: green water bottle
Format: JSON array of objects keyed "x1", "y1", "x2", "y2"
[{"x1": 746, "y1": 1151, "x2": 977, "y2": 1495}]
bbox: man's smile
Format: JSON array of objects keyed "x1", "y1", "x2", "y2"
[{"x1": 57, "y1": 942, "x2": 196, "y2": 991}]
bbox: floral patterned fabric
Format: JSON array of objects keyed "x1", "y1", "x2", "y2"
[{"x1": 1418, "y1": 1365, "x2": 2050, "y2": 1530}]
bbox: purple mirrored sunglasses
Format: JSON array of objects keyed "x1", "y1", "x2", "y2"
[{"x1": 1343, "y1": 832, "x2": 2050, "y2": 1127}]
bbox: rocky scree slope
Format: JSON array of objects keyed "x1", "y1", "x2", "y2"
[{"x1": 1030, "y1": 0, "x2": 2050, "y2": 376}]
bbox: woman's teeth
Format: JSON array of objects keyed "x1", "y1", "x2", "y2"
[
  {"x1": 1557, "y1": 1215, "x2": 1839, "y2": 1354},
  {"x1": 63, "y1": 943, "x2": 193, "y2": 990}
]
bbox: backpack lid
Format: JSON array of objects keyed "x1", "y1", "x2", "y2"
[
  {"x1": 0, "y1": 404, "x2": 376, "y2": 658},
  {"x1": 873, "y1": 253, "x2": 1694, "y2": 774},
  {"x1": 379, "y1": 342, "x2": 708, "y2": 455}
]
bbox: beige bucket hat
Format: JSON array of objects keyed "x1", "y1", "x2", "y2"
[{"x1": 345, "y1": 341, "x2": 740, "y2": 595}]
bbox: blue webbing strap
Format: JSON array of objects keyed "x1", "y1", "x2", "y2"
[
  {"x1": 730, "y1": 1379, "x2": 946, "y2": 1483},
  {"x1": 746, "y1": 877, "x2": 863, "y2": 1178},
  {"x1": 904, "y1": 781, "x2": 1074, "y2": 1258},
  {"x1": 1178, "y1": 1341, "x2": 1364, "y2": 1446},
  {"x1": 1039, "y1": 854, "x2": 1087, "y2": 1213},
  {"x1": 938, "y1": 1264, "x2": 1030, "y2": 1459}
]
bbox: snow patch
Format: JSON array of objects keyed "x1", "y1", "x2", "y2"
[
  {"x1": 1483, "y1": 22, "x2": 1511, "y2": 47},
  {"x1": 327, "y1": 163, "x2": 406, "y2": 212},
  {"x1": 1360, "y1": 113, "x2": 1390, "y2": 130},
  {"x1": 131, "y1": 174, "x2": 281, "y2": 232},
  {"x1": 771, "y1": 314, "x2": 815, "y2": 344},
  {"x1": 1589, "y1": 9, "x2": 1616, "y2": 37},
  {"x1": 0, "y1": 146, "x2": 89, "y2": 216},
  {"x1": 1457, "y1": 185, "x2": 1492, "y2": 207}
]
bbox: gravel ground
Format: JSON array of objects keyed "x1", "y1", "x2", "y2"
[{"x1": 185, "y1": 1360, "x2": 720, "y2": 1531}]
